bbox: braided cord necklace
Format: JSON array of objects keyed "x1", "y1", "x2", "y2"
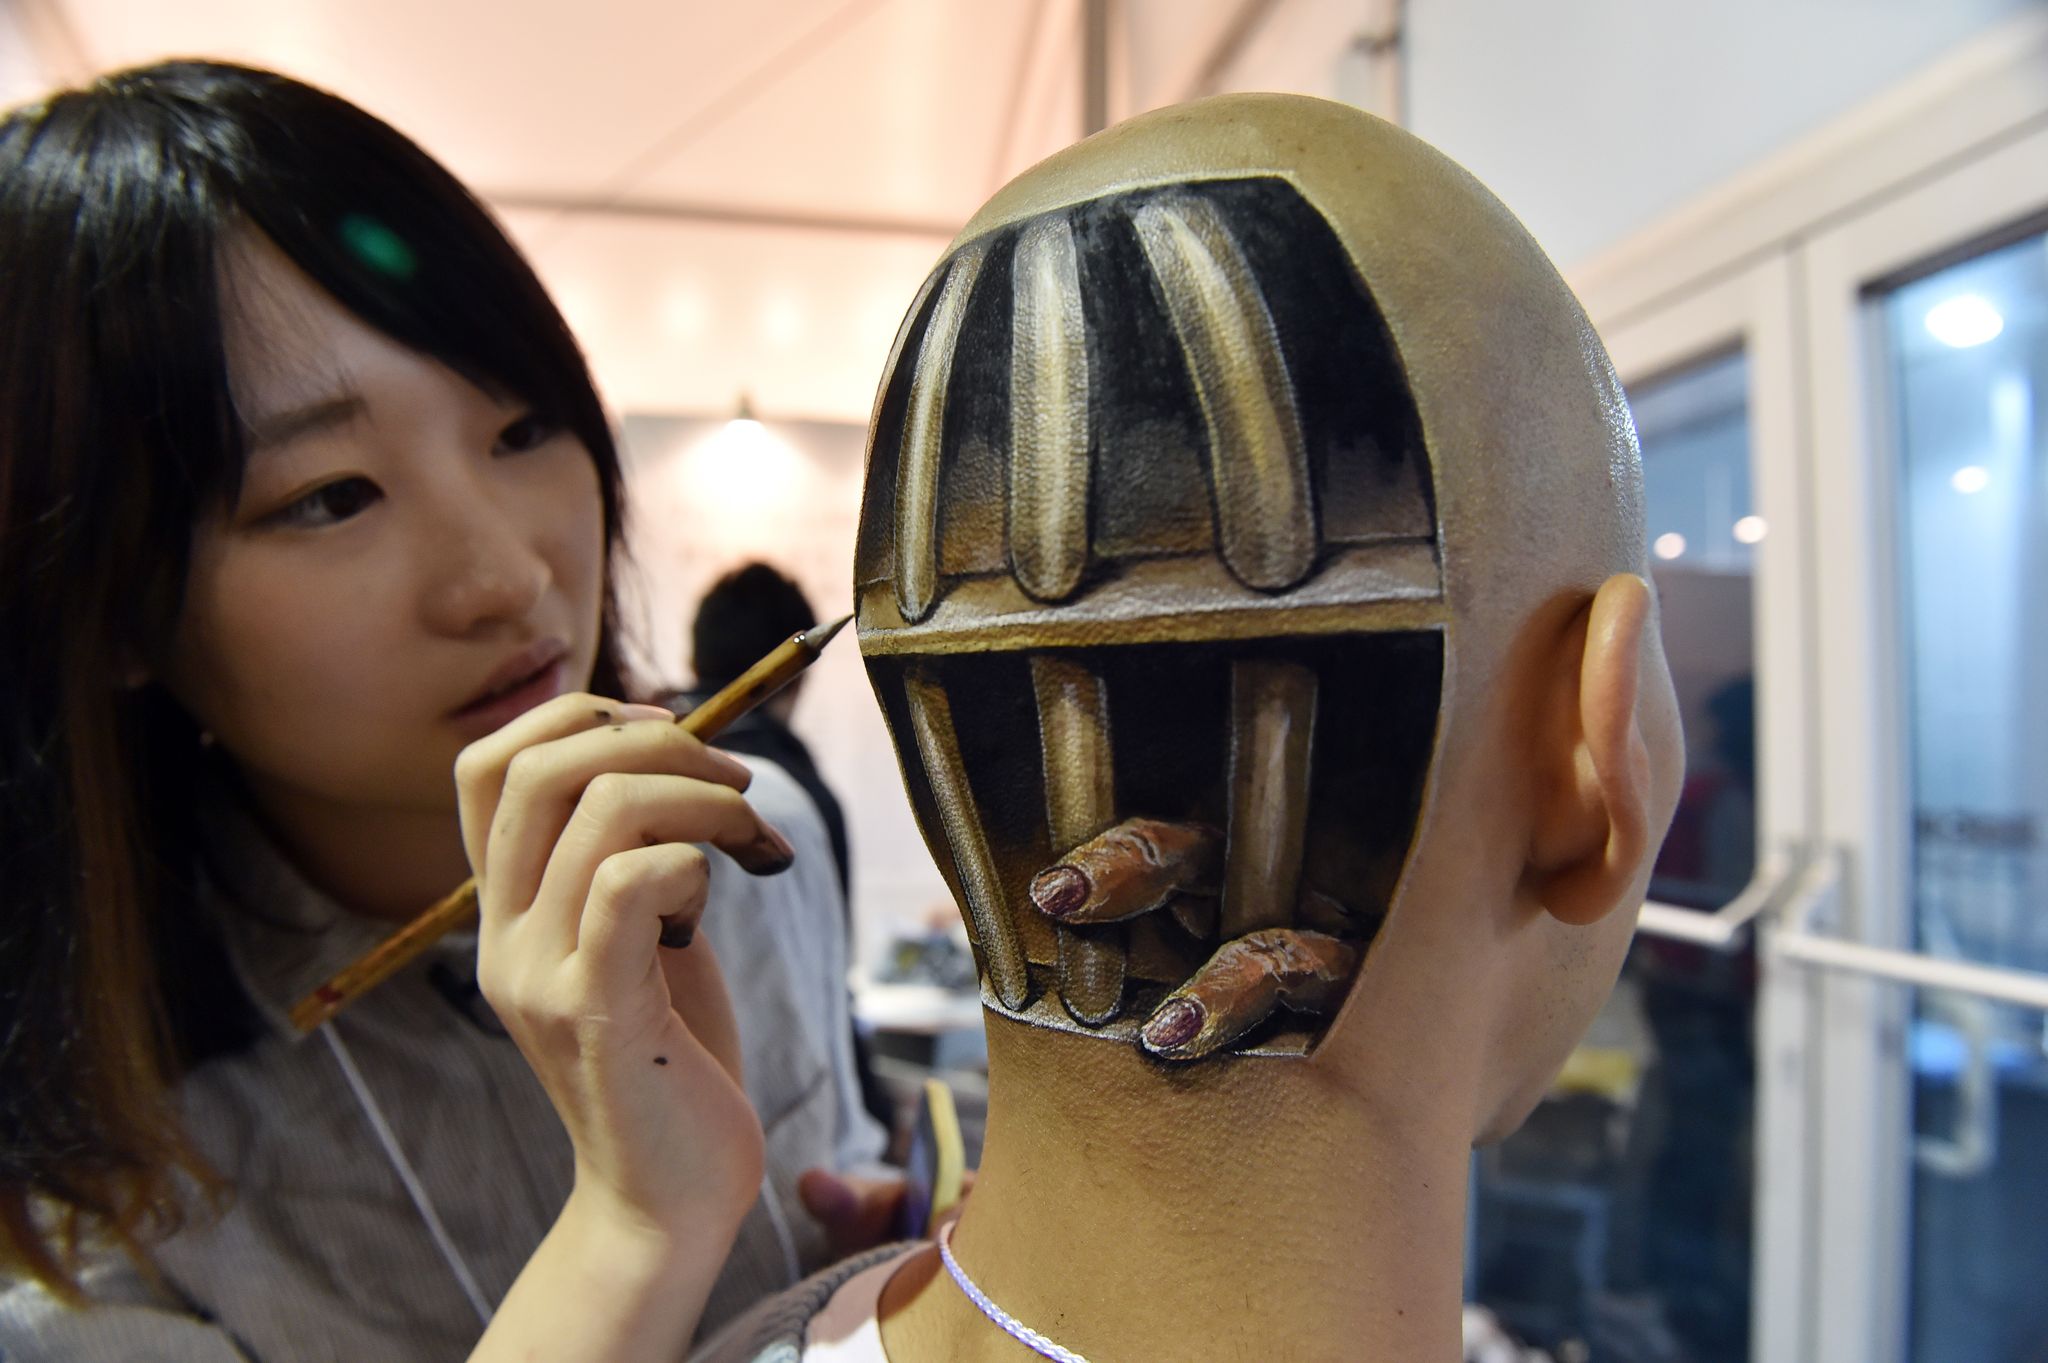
[{"x1": 936, "y1": 1219, "x2": 1094, "y2": 1363}]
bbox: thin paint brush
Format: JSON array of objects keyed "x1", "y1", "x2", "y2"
[{"x1": 289, "y1": 613, "x2": 853, "y2": 1033}]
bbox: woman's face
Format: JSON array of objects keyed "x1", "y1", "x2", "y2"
[{"x1": 164, "y1": 233, "x2": 606, "y2": 820}]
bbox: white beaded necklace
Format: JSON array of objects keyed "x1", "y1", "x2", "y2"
[{"x1": 936, "y1": 1219, "x2": 1094, "y2": 1363}]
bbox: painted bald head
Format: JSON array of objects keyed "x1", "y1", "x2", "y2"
[{"x1": 855, "y1": 94, "x2": 1646, "y2": 1062}]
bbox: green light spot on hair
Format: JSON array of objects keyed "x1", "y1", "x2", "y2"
[{"x1": 339, "y1": 214, "x2": 417, "y2": 280}]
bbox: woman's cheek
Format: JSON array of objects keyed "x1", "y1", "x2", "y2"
[{"x1": 173, "y1": 539, "x2": 400, "y2": 768}]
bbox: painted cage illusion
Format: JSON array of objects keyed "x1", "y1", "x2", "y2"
[{"x1": 858, "y1": 176, "x2": 1448, "y2": 1056}]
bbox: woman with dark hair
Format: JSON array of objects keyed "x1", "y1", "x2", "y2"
[{"x1": 0, "y1": 60, "x2": 882, "y2": 1360}]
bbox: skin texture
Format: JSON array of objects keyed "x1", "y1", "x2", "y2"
[{"x1": 153, "y1": 235, "x2": 818, "y2": 1360}]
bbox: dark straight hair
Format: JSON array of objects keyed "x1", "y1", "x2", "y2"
[{"x1": 0, "y1": 60, "x2": 633, "y2": 1294}]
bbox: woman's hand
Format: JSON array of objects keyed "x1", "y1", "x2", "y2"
[{"x1": 453, "y1": 693, "x2": 787, "y2": 1240}]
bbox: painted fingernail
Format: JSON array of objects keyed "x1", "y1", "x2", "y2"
[
  {"x1": 658, "y1": 918, "x2": 696, "y2": 949},
  {"x1": 1029, "y1": 866, "x2": 1090, "y2": 919},
  {"x1": 1141, "y1": 998, "x2": 1205, "y2": 1054},
  {"x1": 736, "y1": 824, "x2": 797, "y2": 876}
]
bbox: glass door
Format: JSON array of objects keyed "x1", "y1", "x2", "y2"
[
  {"x1": 1466, "y1": 256, "x2": 1812, "y2": 1363},
  {"x1": 1884, "y1": 227, "x2": 2048, "y2": 1363},
  {"x1": 1793, "y1": 119, "x2": 2048, "y2": 1363}
]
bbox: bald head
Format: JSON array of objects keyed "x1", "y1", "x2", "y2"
[{"x1": 856, "y1": 94, "x2": 1659, "y2": 1068}]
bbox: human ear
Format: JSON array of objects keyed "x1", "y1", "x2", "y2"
[{"x1": 1524, "y1": 573, "x2": 1658, "y2": 926}]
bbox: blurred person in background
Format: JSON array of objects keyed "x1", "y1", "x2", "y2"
[
  {"x1": 663, "y1": 562, "x2": 895, "y2": 1135},
  {"x1": 0, "y1": 60, "x2": 884, "y2": 1363}
]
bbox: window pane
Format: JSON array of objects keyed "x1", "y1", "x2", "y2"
[
  {"x1": 1879, "y1": 230, "x2": 2048, "y2": 1363},
  {"x1": 1638, "y1": 351, "x2": 1758, "y2": 911}
]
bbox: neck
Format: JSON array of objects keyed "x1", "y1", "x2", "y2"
[
  {"x1": 881, "y1": 1016, "x2": 1472, "y2": 1363},
  {"x1": 239, "y1": 773, "x2": 473, "y2": 923}
]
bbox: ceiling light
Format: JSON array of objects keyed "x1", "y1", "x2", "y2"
[
  {"x1": 1732, "y1": 515, "x2": 1768, "y2": 545},
  {"x1": 727, "y1": 392, "x2": 762, "y2": 435},
  {"x1": 1951, "y1": 465, "x2": 1990, "y2": 494},
  {"x1": 1924, "y1": 295, "x2": 2004, "y2": 349},
  {"x1": 1653, "y1": 532, "x2": 1687, "y2": 560},
  {"x1": 659, "y1": 286, "x2": 709, "y2": 341}
]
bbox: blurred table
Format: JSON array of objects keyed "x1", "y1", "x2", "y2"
[{"x1": 853, "y1": 981, "x2": 985, "y2": 1036}]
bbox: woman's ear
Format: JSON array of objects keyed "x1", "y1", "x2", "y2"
[{"x1": 1525, "y1": 573, "x2": 1659, "y2": 926}]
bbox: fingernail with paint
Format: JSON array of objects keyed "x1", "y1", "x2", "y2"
[
  {"x1": 736, "y1": 824, "x2": 797, "y2": 875},
  {"x1": 658, "y1": 918, "x2": 696, "y2": 949},
  {"x1": 1141, "y1": 997, "x2": 1205, "y2": 1054},
  {"x1": 1029, "y1": 865, "x2": 1090, "y2": 919}
]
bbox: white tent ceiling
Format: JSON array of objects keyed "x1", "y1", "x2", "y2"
[{"x1": 9, "y1": 0, "x2": 1399, "y2": 417}]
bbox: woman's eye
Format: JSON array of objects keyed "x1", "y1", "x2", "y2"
[
  {"x1": 495, "y1": 413, "x2": 562, "y2": 455},
  {"x1": 271, "y1": 476, "x2": 383, "y2": 528}
]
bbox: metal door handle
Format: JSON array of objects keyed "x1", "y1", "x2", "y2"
[
  {"x1": 1770, "y1": 848, "x2": 2048, "y2": 1011},
  {"x1": 1911, "y1": 993, "x2": 1999, "y2": 1179},
  {"x1": 1637, "y1": 847, "x2": 1803, "y2": 949}
]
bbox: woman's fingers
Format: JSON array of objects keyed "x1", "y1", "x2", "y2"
[
  {"x1": 482, "y1": 719, "x2": 756, "y2": 921},
  {"x1": 576, "y1": 841, "x2": 712, "y2": 997},
  {"x1": 658, "y1": 937, "x2": 745, "y2": 1091},
  {"x1": 454, "y1": 693, "x2": 775, "y2": 1248},
  {"x1": 524, "y1": 771, "x2": 794, "y2": 959},
  {"x1": 454, "y1": 693, "x2": 677, "y2": 871}
]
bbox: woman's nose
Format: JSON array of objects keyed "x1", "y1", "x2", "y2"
[{"x1": 418, "y1": 499, "x2": 552, "y2": 636}]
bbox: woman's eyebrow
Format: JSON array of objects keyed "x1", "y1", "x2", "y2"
[{"x1": 244, "y1": 393, "x2": 366, "y2": 454}]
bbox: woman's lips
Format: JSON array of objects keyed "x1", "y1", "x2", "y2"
[
  {"x1": 459, "y1": 639, "x2": 569, "y2": 712},
  {"x1": 448, "y1": 659, "x2": 565, "y2": 735}
]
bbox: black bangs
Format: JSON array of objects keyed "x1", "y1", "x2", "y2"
[
  {"x1": 199, "y1": 68, "x2": 617, "y2": 487},
  {"x1": 111, "y1": 62, "x2": 620, "y2": 521}
]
